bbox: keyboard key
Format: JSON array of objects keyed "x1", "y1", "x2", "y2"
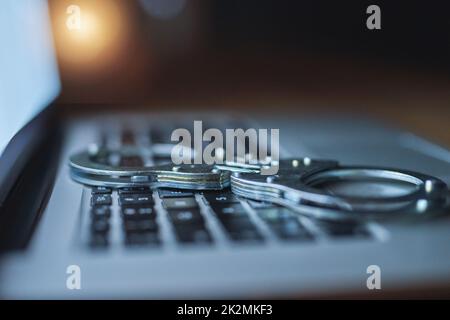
[
  {"x1": 125, "y1": 233, "x2": 160, "y2": 246},
  {"x1": 91, "y1": 219, "x2": 110, "y2": 234},
  {"x1": 211, "y1": 204, "x2": 248, "y2": 218},
  {"x1": 91, "y1": 194, "x2": 112, "y2": 206},
  {"x1": 167, "y1": 209, "x2": 204, "y2": 225},
  {"x1": 91, "y1": 186, "x2": 112, "y2": 195},
  {"x1": 203, "y1": 192, "x2": 240, "y2": 204},
  {"x1": 269, "y1": 219, "x2": 314, "y2": 241},
  {"x1": 153, "y1": 152, "x2": 173, "y2": 165},
  {"x1": 162, "y1": 197, "x2": 198, "y2": 210},
  {"x1": 122, "y1": 206, "x2": 138, "y2": 217},
  {"x1": 121, "y1": 129, "x2": 135, "y2": 145},
  {"x1": 158, "y1": 188, "x2": 194, "y2": 198},
  {"x1": 150, "y1": 127, "x2": 172, "y2": 144},
  {"x1": 119, "y1": 195, "x2": 138, "y2": 205},
  {"x1": 137, "y1": 207, "x2": 155, "y2": 216},
  {"x1": 119, "y1": 194, "x2": 154, "y2": 206},
  {"x1": 220, "y1": 216, "x2": 256, "y2": 231},
  {"x1": 123, "y1": 220, "x2": 159, "y2": 233},
  {"x1": 174, "y1": 227, "x2": 213, "y2": 244},
  {"x1": 118, "y1": 187, "x2": 152, "y2": 195},
  {"x1": 121, "y1": 206, "x2": 156, "y2": 220},
  {"x1": 91, "y1": 206, "x2": 111, "y2": 219},
  {"x1": 90, "y1": 233, "x2": 109, "y2": 247},
  {"x1": 316, "y1": 222, "x2": 371, "y2": 238},
  {"x1": 134, "y1": 195, "x2": 154, "y2": 204},
  {"x1": 153, "y1": 158, "x2": 172, "y2": 165},
  {"x1": 257, "y1": 208, "x2": 294, "y2": 224}
]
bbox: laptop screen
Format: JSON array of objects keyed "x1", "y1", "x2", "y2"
[{"x1": 0, "y1": 0, "x2": 60, "y2": 156}]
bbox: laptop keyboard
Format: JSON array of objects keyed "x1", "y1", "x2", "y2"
[
  {"x1": 81, "y1": 124, "x2": 377, "y2": 250},
  {"x1": 86, "y1": 187, "x2": 374, "y2": 249}
]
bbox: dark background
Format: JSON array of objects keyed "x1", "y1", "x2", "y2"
[
  {"x1": 210, "y1": 0, "x2": 449, "y2": 67},
  {"x1": 48, "y1": 0, "x2": 450, "y2": 146}
]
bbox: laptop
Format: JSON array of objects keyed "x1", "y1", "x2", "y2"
[{"x1": 0, "y1": 0, "x2": 450, "y2": 299}]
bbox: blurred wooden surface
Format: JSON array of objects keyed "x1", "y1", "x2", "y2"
[{"x1": 59, "y1": 53, "x2": 450, "y2": 148}]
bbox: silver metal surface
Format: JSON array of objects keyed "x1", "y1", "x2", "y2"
[
  {"x1": 70, "y1": 147, "x2": 230, "y2": 190},
  {"x1": 231, "y1": 161, "x2": 449, "y2": 221},
  {"x1": 70, "y1": 147, "x2": 449, "y2": 222}
]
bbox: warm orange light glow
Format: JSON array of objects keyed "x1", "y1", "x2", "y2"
[
  {"x1": 69, "y1": 11, "x2": 100, "y2": 42},
  {"x1": 52, "y1": 0, "x2": 129, "y2": 72}
]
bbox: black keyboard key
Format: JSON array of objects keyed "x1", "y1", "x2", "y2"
[
  {"x1": 162, "y1": 197, "x2": 198, "y2": 210},
  {"x1": 91, "y1": 194, "x2": 112, "y2": 206},
  {"x1": 119, "y1": 195, "x2": 139, "y2": 206},
  {"x1": 228, "y1": 229, "x2": 264, "y2": 242},
  {"x1": 125, "y1": 233, "x2": 160, "y2": 246},
  {"x1": 90, "y1": 233, "x2": 109, "y2": 247},
  {"x1": 134, "y1": 195, "x2": 154, "y2": 204},
  {"x1": 91, "y1": 206, "x2": 111, "y2": 219},
  {"x1": 167, "y1": 209, "x2": 204, "y2": 225},
  {"x1": 203, "y1": 192, "x2": 240, "y2": 204},
  {"x1": 122, "y1": 206, "x2": 138, "y2": 218},
  {"x1": 153, "y1": 158, "x2": 172, "y2": 165},
  {"x1": 137, "y1": 207, "x2": 155, "y2": 216},
  {"x1": 119, "y1": 194, "x2": 154, "y2": 206},
  {"x1": 118, "y1": 187, "x2": 152, "y2": 195},
  {"x1": 123, "y1": 220, "x2": 159, "y2": 233},
  {"x1": 158, "y1": 189, "x2": 194, "y2": 198},
  {"x1": 136, "y1": 195, "x2": 154, "y2": 205},
  {"x1": 317, "y1": 222, "x2": 371, "y2": 238},
  {"x1": 174, "y1": 227, "x2": 213, "y2": 244},
  {"x1": 91, "y1": 219, "x2": 110, "y2": 234},
  {"x1": 91, "y1": 186, "x2": 112, "y2": 195},
  {"x1": 150, "y1": 127, "x2": 170, "y2": 144},
  {"x1": 220, "y1": 216, "x2": 256, "y2": 231},
  {"x1": 269, "y1": 219, "x2": 314, "y2": 241},
  {"x1": 211, "y1": 204, "x2": 248, "y2": 219},
  {"x1": 152, "y1": 152, "x2": 173, "y2": 164},
  {"x1": 122, "y1": 206, "x2": 156, "y2": 220},
  {"x1": 121, "y1": 130, "x2": 135, "y2": 145}
]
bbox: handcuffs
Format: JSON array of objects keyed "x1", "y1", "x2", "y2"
[{"x1": 70, "y1": 147, "x2": 449, "y2": 222}]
